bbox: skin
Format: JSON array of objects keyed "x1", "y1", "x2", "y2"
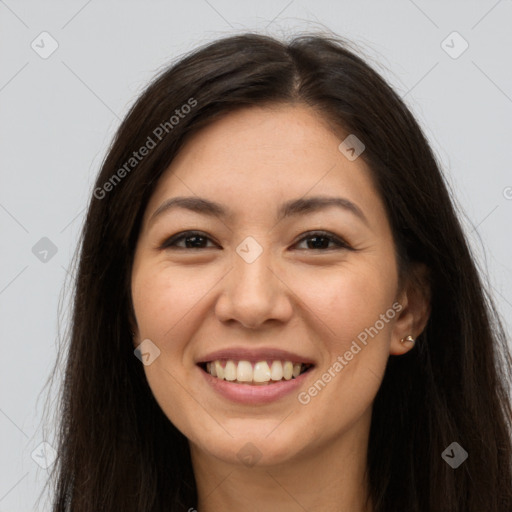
[{"x1": 131, "y1": 104, "x2": 431, "y2": 512}]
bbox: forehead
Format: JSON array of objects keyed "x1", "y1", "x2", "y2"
[{"x1": 144, "y1": 104, "x2": 388, "y2": 230}]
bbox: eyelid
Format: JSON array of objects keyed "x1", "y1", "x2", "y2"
[
  {"x1": 292, "y1": 230, "x2": 352, "y2": 250},
  {"x1": 159, "y1": 230, "x2": 219, "y2": 250},
  {"x1": 159, "y1": 230, "x2": 353, "y2": 251}
]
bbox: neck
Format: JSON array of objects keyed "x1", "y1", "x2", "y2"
[{"x1": 190, "y1": 408, "x2": 373, "y2": 512}]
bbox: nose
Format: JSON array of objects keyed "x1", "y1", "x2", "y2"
[{"x1": 214, "y1": 244, "x2": 293, "y2": 330}]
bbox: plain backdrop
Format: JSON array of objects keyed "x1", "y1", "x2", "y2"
[{"x1": 1, "y1": 1, "x2": 511, "y2": 510}]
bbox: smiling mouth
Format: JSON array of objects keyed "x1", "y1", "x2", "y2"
[{"x1": 198, "y1": 359, "x2": 314, "y2": 385}]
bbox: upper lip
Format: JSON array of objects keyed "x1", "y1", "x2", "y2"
[{"x1": 196, "y1": 347, "x2": 316, "y2": 365}]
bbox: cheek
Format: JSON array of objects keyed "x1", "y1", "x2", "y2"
[
  {"x1": 291, "y1": 268, "x2": 396, "y2": 442},
  {"x1": 291, "y1": 260, "x2": 397, "y2": 347},
  {"x1": 132, "y1": 263, "x2": 207, "y2": 341},
  {"x1": 131, "y1": 264, "x2": 210, "y2": 438}
]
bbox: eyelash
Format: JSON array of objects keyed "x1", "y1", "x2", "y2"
[{"x1": 160, "y1": 230, "x2": 353, "y2": 252}]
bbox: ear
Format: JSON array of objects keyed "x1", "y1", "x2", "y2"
[{"x1": 389, "y1": 262, "x2": 431, "y2": 356}]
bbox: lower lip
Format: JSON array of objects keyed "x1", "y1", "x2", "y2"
[{"x1": 198, "y1": 365, "x2": 314, "y2": 405}]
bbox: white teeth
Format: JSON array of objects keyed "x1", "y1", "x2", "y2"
[
  {"x1": 206, "y1": 361, "x2": 217, "y2": 377},
  {"x1": 204, "y1": 359, "x2": 311, "y2": 384},
  {"x1": 224, "y1": 360, "x2": 237, "y2": 381},
  {"x1": 253, "y1": 361, "x2": 271, "y2": 382},
  {"x1": 214, "y1": 360, "x2": 224, "y2": 379},
  {"x1": 237, "y1": 360, "x2": 253, "y2": 382},
  {"x1": 283, "y1": 361, "x2": 293, "y2": 380},
  {"x1": 270, "y1": 360, "x2": 283, "y2": 380}
]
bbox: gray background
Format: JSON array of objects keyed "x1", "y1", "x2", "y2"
[{"x1": 1, "y1": 1, "x2": 511, "y2": 510}]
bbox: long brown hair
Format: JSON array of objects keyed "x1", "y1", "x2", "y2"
[{"x1": 41, "y1": 32, "x2": 512, "y2": 511}]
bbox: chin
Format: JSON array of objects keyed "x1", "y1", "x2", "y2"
[{"x1": 191, "y1": 424, "x2": 308, "y2": 468}]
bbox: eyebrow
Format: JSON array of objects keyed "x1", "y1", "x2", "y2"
[{"x1": 149, "y1": 195, "x2": 369, "y2": 227}]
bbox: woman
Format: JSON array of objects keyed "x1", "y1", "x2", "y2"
[{"x1": 43, "y1": 32, "x2": 512, "y2": 511}]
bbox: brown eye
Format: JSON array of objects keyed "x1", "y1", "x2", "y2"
[
  {"x1": 160, "y1": 230, "x2": 352, "y2": 251},
  {"x1": 294, "y1": 231, "x2": 352, "y2": 251},
  {"x1": 161, "y1": 231, "x2": 218, "y2": 250}
]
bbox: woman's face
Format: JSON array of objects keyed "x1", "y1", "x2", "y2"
[{"x1": 131, "y1": 104, "x2": 414, "y2": 467}]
